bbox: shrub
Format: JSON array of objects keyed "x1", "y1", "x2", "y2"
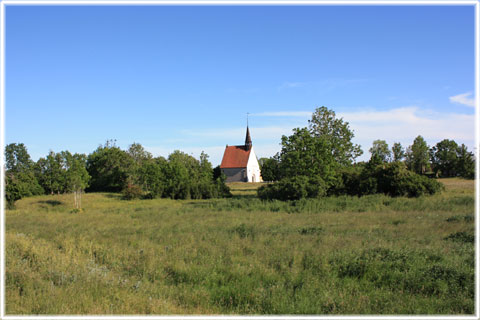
[
  {"x1": 342, "y1": 162, "x2": 443, "y2": 198},
  {"x1": 257, "y1": 175, "x2": 326, "y2": 201},
  {"x1": 331, "y1": 166, "x2": 362, "y2": 196},
  {"x1": 444, "y1": 232, "x2": 474, "y2": 244},
  {"x1": 122, "y1": 182, "x2": 144, "y2": 200},
  {"x1": 215, "y1": 176, "x2": 232, "y2": 198}
]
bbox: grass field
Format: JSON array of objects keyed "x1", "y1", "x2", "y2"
[{"x1": 5, "y1": 178, "x2": 475, "y2": 315}]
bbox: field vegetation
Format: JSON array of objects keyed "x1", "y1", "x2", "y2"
[{"x1": 5, "y1": 178, "x2": 475, "y2": 315}]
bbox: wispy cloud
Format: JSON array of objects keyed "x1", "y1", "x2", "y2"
[
  {"x1": 146, "y1": 106, "x2": 475, "y2": 165},
  {"x1": 252, "y1": 111, "x2": 312, "y2": 117},
  {"x1": 278, "y1": 78, "x2": 368, "y2": 92},
  {"x1": 449, "y1": 92, "x2": 476, "y2": 107},
  {"x1": 277, "y1": 82, "x2": 307, "y2": 90},
  {"x1": 338, "y1": 106, "x2": 475, "y2": 160}
]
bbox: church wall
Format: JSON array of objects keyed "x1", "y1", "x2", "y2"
[
  {"x1": 246, "y1": 148, "x2": 262, "y2": 183},
  {"x1": 221, "y1": 167, "x2": 247, "y2": 182}
]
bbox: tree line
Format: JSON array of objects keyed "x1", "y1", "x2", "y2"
[
  {"x1": 5, "y1": 106, "x2": 475, "y2": 207},
  {"x1": 5, "y1": 141, "x2": 231, "y2": 209},
  {"x1": 258, "y1": 107, "x2": 475, "y2": 200}
]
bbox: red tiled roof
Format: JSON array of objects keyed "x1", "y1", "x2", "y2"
[{"x1": 220, "y1": 145, "x2": 251, "y2": 168}]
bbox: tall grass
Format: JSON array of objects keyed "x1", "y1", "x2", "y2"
[{"x1": 5, "y1": 178, "x2": 475, "y2": 314}]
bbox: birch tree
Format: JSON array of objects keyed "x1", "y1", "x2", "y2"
[{"x1": 63, "y1": 152, "x2": 90, "y2": 210}]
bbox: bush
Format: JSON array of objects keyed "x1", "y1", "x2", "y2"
[
  {"x1": 5, "y1": 172, "x2": 44, "y2": 209},
  {"x1": 258, "y1": 163, "x2": 443, "y2": 201},
  {"x1": 330, "y1": 166, "x2": 362, "y2": 196},
  {"x1": 215, "y1": 176, "x2": 232, "y2": 198},
  {"x1": 122, "y1": 183, "x2": 144, "y2": 200},
  {"x1": 257, "y1": 175, "x2": 326, "y2": 201},
  {"x1": 344, "y1": 162, "x2": 443, "y2": 198},
  {"x1": 444, "y1": 232, "x2": 474, "y2": 244}
]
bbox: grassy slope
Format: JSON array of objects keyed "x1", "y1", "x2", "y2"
[{"x1": 5, "y1": 178, "x2": 475, "y2": 315}]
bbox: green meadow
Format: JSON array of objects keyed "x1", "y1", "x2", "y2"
[{"x1": 5, "y1": 178, "x2": 475, "y2": 315}]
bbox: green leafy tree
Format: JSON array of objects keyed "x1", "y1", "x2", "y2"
[
  {"x1": 63, "y1": 152, "x2": 90, "y2": 209},
  {"x1": 127, "y1": 143, "x2": 152, "y2": 182},
  {"x1": 138, "y1": 156, "x2": 168, "y2": 198},
  {"x1": 261, "y1": 107, "x2": 364, "y2": 199},
  {"x1": 430, "y1": 139, "x2": 459, "y2": 177},
  {"x1": 369, "y1": 140, "x2": 391, "y2": 162},
  {"x1": 259, "y1": 156, "x2": 281, "y2": 181},
  {"x1": 4, "y1": 143, "x2": 43, "y2": 208},
  {"x1": 406, "y1": 135, "x2": 430, "y2": 174},
  {"x1": 456, "y1": 144, "x2": 475, "y2": 179},
  {"x1": 86, "y1": 141, "x2": 134, "y2": 192},
  {"x1": 391, "y1": 142, "x2": 405, "y2": 162},
  {"x1": 35, "y1": 151, "x2": 65, "y2": 194},
  {"x1": 5, "y1": 172, "x2": 36, "y2": 209},
  {"x1": 279, "y1": 127, "x2": 338, "y2": 187},
  {"x1": 308, "y1": 106, "x2": 363, "y2": 165},
  {"x1": 166, "y1": 150, "x2": 204, "y2": 199},
  {"x1": 5, "y1": 143, "x2": 34, "y2": 173},
  {"x1": 127, "y1": 142, "x2": 152, "y2": 164}
]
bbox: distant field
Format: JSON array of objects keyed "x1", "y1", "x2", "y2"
[
  {"x1": 5, "y1": 178, "x2": 475, "y2": 315},
  {"x1": 226, "y1": 182, "x2": 265, "y2": 197}
]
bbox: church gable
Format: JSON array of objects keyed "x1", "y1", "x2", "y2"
[{"x1": 246, "y1": 147, "x2": 260, "y2": 170}]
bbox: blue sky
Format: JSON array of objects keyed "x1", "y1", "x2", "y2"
[{"x1": 5, "y1": 4, "x2": 475, "y2": 166}]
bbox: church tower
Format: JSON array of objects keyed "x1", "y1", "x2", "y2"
[{"x1": 245, "y1": 126, "x2": 252, "y2": 150}]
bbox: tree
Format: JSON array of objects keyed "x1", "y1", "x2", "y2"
[
  {"x1": 308, "y1": 106, "x2": 363, "y2": 165},
  {"x1": 406, "y1": 135, "x2": 430, "y2": 174},
  {"x1": 86, "y1": 141, "x2": 134, "y2": 192},
  {"x1": 63, "y1": 152, "x2": 90, "y2": 209},
  {"x1": 35, "y1": 151, "x2": 65, "y2": 194},
  {"x1": 259, "y1": 156, "x2": 281, "y2": 181},
  {"x1": 127, "y1": 142, "x2": 152, "y2": 164},
  {"x1": 138, "y1": 156, "x2": 168, "y2": 198},
  {"x1": 259, "y1": 107, "x2": 364, "y2": 199},
  {"x1": 5, "y1": 143, "x2": 34, "y2": 173},
  {"x1": 391, "y1": 142, "x2": 405, "y2": 162},
  {"x1": 5, "y1": 172, "x2": 35, "y2": 209},
  {"x1": 124, "y1": 142, "x2": 154, "y2": 193},
  {"x1": 369, "y1": 140, "x2": 391, "y2": 162},
  {"x1": 166, "y1": 150, "x2": 202, "y2": 199},
  {"x1": 456, "y1": 144, "x2": 475, "y2": 179},
  {"x1": 430, "y1": 139, "x2": 459, "y2": 177},
  {"x1": 4, "y1": 143, "x2": 43, "y2": 208},
  {"x1": 279, "y1": 127, "x2": 338, "y2": 184}
]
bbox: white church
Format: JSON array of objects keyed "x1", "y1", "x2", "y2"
[{"x1": 220, "y1": 126, "x2": 263, "y2": 183}]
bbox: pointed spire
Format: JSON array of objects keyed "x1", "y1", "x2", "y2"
[{"x1": 245, "y1": 126, "x2": 252, "y2": 150}]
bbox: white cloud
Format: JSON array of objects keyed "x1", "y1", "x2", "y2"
[
  {"x1": 278, "y1": 78, "x2": 368, "y2": 91},
  {"x1": 252, "y1": 111, "x2": 312, "y2": 117},
  {"x1": 449, "y1": 92, "x2": 476, "y2": 107},
  {"x1": 278, "y1": 82, "x2": 306, "y2": 90},
  {"x1": 338, "y1": 106, "x2": 475, "y2": 161},
  {"x1": 146, "y1": 106, "x2": 475, "y2": 165}
]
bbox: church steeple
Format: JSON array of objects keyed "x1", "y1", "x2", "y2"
[
  {"x1": 245, "y1": 112, "x2": 252, "y2": 150},
  {"x1": 245, "y1": 126, "x2": 252, "y2": 150}
]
